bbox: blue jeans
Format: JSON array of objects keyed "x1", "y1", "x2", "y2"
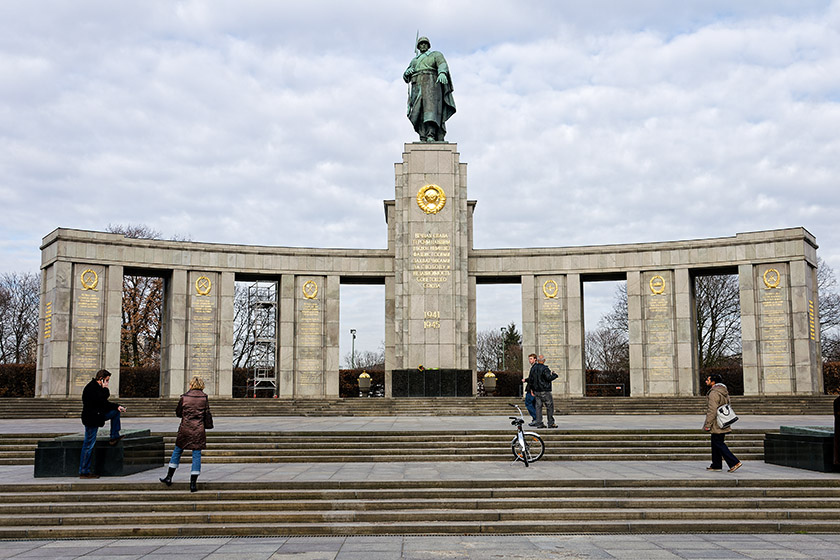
[
  {"x1": 79, "y1": 409, "x2": 121, "y2": 475},
  {"x1": 710, "y1": 433, "x2": 739, "y2": 469},
  {"x1": 524, "y1": 392, "x2": 537, "y2": 421},
  {"x1": 169, "y1": 445, "x2": 202, "y2": 475}
]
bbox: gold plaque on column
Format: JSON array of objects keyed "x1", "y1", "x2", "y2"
[
  {"x1": 763, "y1": 268, "x2": 780, "y2": 289},
  {"x1": 302, "y1": 280, "x2": 318, "y2": 299},
  {"x1": 542, "y1": 279, "x2": 559, "y2": 299},
  {"x1": 649, "y1": 275, "x2": 665, "y2": 294},
  {"x1": 416, "y1": 184, "x2": 446, "y2": 214},
  {"x1": 80, "y1": 269, "x2": 99, "y2": 291},
  {"x1": 195, "y1": 276, "x2": 212, "y2": 296}
]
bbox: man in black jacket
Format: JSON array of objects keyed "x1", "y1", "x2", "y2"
[
  {"x1": 79, "y1": 369, "x2": 126, "y2": 479},
  {"x1": 527, "y1": 354, "x2": 558, "y2": 429}
]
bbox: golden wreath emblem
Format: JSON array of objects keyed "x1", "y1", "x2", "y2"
[
  {"x1": 763, "y1": 268, "x2": 781, "y2": 289},
  {"x1": 649, "y1": 275, "x2": 666, "y2": 295},
  {"x1": 542, "y1": 279, "x2": 559, "y2": 299},
  {"x1": 416, "y1": 184, "x2": 446, "y2": 214},
  {"x1": 195, "y1": 276, "x2": 212, "y2": 296},
  {"x1": 302, "y1": 280, "x2": 318, "y2": 300},
  {"x1": 80, "y1": 269, "x2": 99, "y2": 291}
]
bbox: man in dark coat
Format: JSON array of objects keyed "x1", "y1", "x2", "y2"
[{"x1": 79, "y1": 369, "x2": 125, "y2": 478}]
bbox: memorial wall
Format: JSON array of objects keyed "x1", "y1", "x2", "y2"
[{"x1": 36, "y1": 143, "x2": 822, "y2": 399}]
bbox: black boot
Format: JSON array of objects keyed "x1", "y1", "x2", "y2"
[
  {"x1": 189, "y1": 474, "x2": 198, "y2": 493},
  {"x1": 159, "y1": 467, "x2": 175, "y2": 486}
]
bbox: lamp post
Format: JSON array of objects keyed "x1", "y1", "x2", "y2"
[
  {"x1": 500, "y1": 326, "x2": 506, "y2": 372},
  {"x1": 350, "y1": 329, "x2": 357, "y2": 369}
]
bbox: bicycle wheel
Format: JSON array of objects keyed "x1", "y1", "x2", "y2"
[{"x1": 511, "y1": 432, "x2": 545, "y2": 463}]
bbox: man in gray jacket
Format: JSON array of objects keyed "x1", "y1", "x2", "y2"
[{"x1": 703, "y1": 374, "x2": 742, "y2": 472}]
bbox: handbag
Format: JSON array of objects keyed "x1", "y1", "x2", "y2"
[
  {"x1": 203, "y1": 396, "x2": 214, "y2": 430},
  {"x1": 716, "y1": 402, "x2": 738, "y2": 428}
]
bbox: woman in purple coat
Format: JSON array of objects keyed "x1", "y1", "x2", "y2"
[{"x1": 159, "y1": 376, "x2": 212, "y2": 492}]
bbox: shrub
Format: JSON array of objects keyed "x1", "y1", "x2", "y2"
[
  {"x1": 118, "y1": 367, "x2": 160, "y2": 397},
  {"x1": 0, "y1": 363, "x2": 36, "y2": 397},
  {"x1": 824, "y1": 362, "x2": 840, "y2": 395},
  {"x1": 340, "y1": 369, "x2": 385, "y2": 398},
  {"x1": 585, "y1": 370, "x2": 629, "y2": 396}
]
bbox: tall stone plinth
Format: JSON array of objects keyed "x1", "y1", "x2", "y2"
[
  {"x1": 388, "y1": 143, "x2": 471, "y2": 391},
  {"x1": 741, "y1": 261, "x2": 821, "y2": 394},
  {"x1": 36, "y1": 262, "x2": 121, "y2": 396},
  {"x1": 523, "y1": 274, "x2": 584, "y2": 397}
]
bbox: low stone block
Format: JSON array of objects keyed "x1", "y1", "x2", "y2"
[
  {"x1": 764, "y1": 426, "x2": 838, "y2": 473},
  {"x1": 34, "y1": 429, "x2": 164, "y2": 477}
]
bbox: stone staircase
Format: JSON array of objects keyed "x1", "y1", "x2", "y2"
[
  {"x1": 0, "y1": 395, "x2": 834, "y2": 418},
  {"x1": 1, "y1": 478, "x2": 839, "y2": 538},
  {"x1": 0, "y1": 430, "x2": 768, "y2": 465}
]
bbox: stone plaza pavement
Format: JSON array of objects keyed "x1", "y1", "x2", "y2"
[{"x1": 1, "y1": 413, "x2": 839, "y2": 559}]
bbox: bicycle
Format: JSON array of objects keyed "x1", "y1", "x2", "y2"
[{"x1": 509, "y1": 403, "x2": 545, "y2": 467}]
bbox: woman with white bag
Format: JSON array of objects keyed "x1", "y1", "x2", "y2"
[{"x1": 702, "y1": 374, "x2": 742, "y2": 473}]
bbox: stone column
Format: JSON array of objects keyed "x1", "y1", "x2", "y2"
[
  {"x1": 565, "y1": 274, "x2": 585, "y2": 397},
  {"x1": 673, "y1": 268, "x2": 696, "y2": 395},
  {"x1": 753, "y1": 263, "x2": 795, "y2": 394},
  {"x1": 627, "y1": 271, "x2": 644, "y2": 396},
  {"x1": 521, "y1": 274, "x2": 536, "y2": 366},
  {"x1": 277, "y1": 274, "x2": 295, "y2": 397},
  {"x1": 790, "y1": 259, "x2": 822, "y2": 393},
  {"x1": 295, "y1": 275, "x2": 327, "y2": 397},
  {"x1": 217, "y1": 272, "x2": 235, "y2": 397},
  {"x1": 392, "y1": 143, "x2": 470, "y2": 373},
  {"x1": 185, "y1": 271, "x2": 221, "y2": 396},
  {"x1": 161, "y1": 269, "x2": 187, "y2": 398},
  {"x1": 532, "y1": 275, "x2": 568, "y2": 395},
  {"x1": 324, "y1": 275, "x2": 340, "y2": 398},
  {"x1": 384, "y1": 275, "x2": 395, "y2": 397},
  {"x1": 103, "y1": 264, "x2": 123, "y2": 395},
  {"x1": 468, "y1": 275, "x2": 477, "y2": 394},
  {"x1": 67, "y1": 264, "x2": 111, "y2": 395},
  {"x1": 36, "y1": 261, "x2": 72, "y2": 397},
  {"x1": 640, "y1": 270, "x2": 678, "y2": 396},
  {"x1": 738, "y1": 263, "x2": 760, "y2": 395}
]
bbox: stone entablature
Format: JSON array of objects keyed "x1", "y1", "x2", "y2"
[{"x1": 36, "y1": 143, "x2": 822, "y2": 400}]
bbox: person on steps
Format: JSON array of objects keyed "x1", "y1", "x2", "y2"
[
  {"x1": 159, "y1": 376, "x2": 213, "y2": 492},
  {"x1": 79, "y1": 369, "x2": 126, "y2": 479},
  {"x1": 703, "y1": 374, "x2": 741, "y2": 473}
]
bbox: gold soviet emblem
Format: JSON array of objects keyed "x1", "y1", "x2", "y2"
[
  {"x1": 302, "y1": 280, "x2": 318, "y2": 299},
  {"x1": 542, "y1": 279, "x2": 559, "y2": 299},
  {"x1": 649, "y1": 275, "x2": 666, "y2": 295},
  {"x1": 80, "y1": 269, "x2": 99, "y2": 291},
  {"x1": 195, "y1": 276, "x2": 212, "y2": 296},
  {"x1": 763, "y1": 268, "x2": 781, "y2": 289},
  {"x1": 416, "y1": 184, "x2": 446, "y2": 214}
]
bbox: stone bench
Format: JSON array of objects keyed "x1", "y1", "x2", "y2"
[
  {"x1": 34, "y1": 429, "x2": 164, "y2": 477},
  {"x1": 764, "y1": 426, "x2": 838, "y2": 473}
]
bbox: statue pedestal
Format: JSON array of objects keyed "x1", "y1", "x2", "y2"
[{"x1": 387, "y1": 143, "x2": 474, "y2": 396}]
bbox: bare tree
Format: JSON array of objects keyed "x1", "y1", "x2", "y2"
[
  {"x1": 585, "y1": 325, "x2": 629, "y2": 372},
  {"x1": 108, "y1": 224, "x2": 164, "y2": 368},
  {"x1": 695, "y1": 274, "x2": 741, "y2": 368},
  {"x1": 595, "y1": 275, "x2": 741, "y2": 370},
  {"x1": 818, "y1": 258, "x2": 840, "y2": 334},
  {"x1": 343, "y1": 345, "x2": 385, "y2": 370},
  {"x1": 476, "y1": 328, "x2": 504, "y2": 371},
  {"x1": 0, "y1": 272, "x2": 40, "y2": 364},
  {"x1": 232, "y1": 283, "x2": 252, "y2": 369}
]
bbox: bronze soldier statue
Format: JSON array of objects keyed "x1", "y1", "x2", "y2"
[{"x1": 404, "y1": 36, "x2": 456, "y2": 142}]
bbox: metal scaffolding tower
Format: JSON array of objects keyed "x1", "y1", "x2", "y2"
[{"x1": 247, "y1": 281, "x2": 277, "y2": 397}]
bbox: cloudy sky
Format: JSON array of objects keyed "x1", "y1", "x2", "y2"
[{"x1": 2, "y1": 1, "x2": 839, "y2": 360}]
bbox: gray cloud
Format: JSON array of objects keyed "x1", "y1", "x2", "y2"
[{"x1": 2, "y1": 0, "x2": 839, "y2": 354}]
